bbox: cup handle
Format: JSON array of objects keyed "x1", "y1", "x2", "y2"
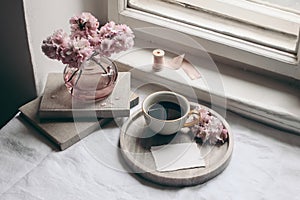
[{"x1": 183, "y1": 110, "x2": 201, "y2": 127}]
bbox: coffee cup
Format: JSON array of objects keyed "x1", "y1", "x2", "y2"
[{"x1": 142, "y1": 91, "x2": 190, "y2": 135}]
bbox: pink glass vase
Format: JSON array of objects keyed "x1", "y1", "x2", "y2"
[{"x1": 63, "y1": 53, "x2": 118, "y2": 101}]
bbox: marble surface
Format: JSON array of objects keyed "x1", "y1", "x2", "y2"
[{"x1": 1, "y1": 85, "x2": 300, "y2": 200}]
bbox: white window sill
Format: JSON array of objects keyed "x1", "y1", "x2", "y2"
[{"x1": 113, "y1": 47, "x2": 300, "y2": 134}]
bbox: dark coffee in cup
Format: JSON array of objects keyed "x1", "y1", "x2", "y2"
[{"x1": 148, "y1": 101, "x2": 182, "y2": 120}]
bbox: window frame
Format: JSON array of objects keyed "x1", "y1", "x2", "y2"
[
  {"x1": 158, "y1": 0, "x2": 300, "y2": 35},
  {"x1": 108, "y1": 0, "x2": 300, "y2": 81}
]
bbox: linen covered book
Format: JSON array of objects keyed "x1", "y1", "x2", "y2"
[
  {"x1": 19, "y1": 93, "x2": 139, "y2": 151},
  {"x1": 39, "y1": 72, "x2": 131, "y2": 119}
]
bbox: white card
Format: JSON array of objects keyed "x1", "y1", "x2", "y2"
[{"x1": 150, "y1": 143, "x2": 205, "y2": 172}]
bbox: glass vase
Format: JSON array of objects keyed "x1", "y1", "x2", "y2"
[{"x1": 63, "y1": 53, "x2": 118, "y2": 101}]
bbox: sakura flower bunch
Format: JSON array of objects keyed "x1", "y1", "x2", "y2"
[
  {"x1": 184, "y1": 106, "x2": 228, "y2": 145},
  {"x1": 42, "y1": 12, "x2": 134, "y2": 69}
]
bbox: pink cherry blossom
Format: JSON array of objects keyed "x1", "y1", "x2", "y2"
[
  {"x1": 185, "y1": 106, "x2": 229, "y2": 145},
  {"x1": 60, "y1": 38, "x2": 94, "y2": 69},
  {"x1": 70, "y1": 12, "x2": 99, "y2": 40},
  {"x1": 41, "y1": 12, "x2": 135, "y2": 69},
  {"x1": 41, "y1": 29, "x2": 69, "y2": 60},
  {"x1": 97, "y1": 21, "x2": 135, "y2": 57}
]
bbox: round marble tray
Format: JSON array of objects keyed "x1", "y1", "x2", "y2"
[{"x1": 120, "y1": 102, "x2": 233, "y2": 187}]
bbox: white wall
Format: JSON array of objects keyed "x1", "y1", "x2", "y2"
[{"x1": 23, "y1": 0, "x2": 108, "y2": 95}]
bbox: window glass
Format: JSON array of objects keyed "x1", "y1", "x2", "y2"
[
  {"x1": 247, "y1": 0, "x2": 300, "y2": 14},
  {"x1": 128, "y1": 0, "x2": 300, "y2": 54}
]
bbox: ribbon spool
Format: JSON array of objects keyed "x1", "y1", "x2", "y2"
[
  {"x1": 152, "y1": 49, "x2": 165, "y2": 71},
  {"x1": 152, "y1": 49, "x2": 201, "y2": 80}
]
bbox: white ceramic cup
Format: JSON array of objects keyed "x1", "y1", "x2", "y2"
[{"x1": 142, "y1": 91, "x2": 190, "y2": 135}]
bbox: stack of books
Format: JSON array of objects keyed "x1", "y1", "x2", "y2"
[{"x1": 19, "y1": 72, "x2": 138, "y2": 150}]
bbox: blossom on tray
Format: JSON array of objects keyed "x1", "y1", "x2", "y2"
[{"x1": 185, "y1": 106, "x2": 229, "y2": 145}]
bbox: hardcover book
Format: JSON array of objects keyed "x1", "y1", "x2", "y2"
[
  {"x1": 19, "y1": 93, "x2": 139, "y2": 151},
  {"x1": 39, "y1": 72, "x2": 131, "y2": 119}
]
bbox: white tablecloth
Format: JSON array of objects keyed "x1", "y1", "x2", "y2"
[{"x1": 0, "y1": 85, "x2": 299, "y2": 200}]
